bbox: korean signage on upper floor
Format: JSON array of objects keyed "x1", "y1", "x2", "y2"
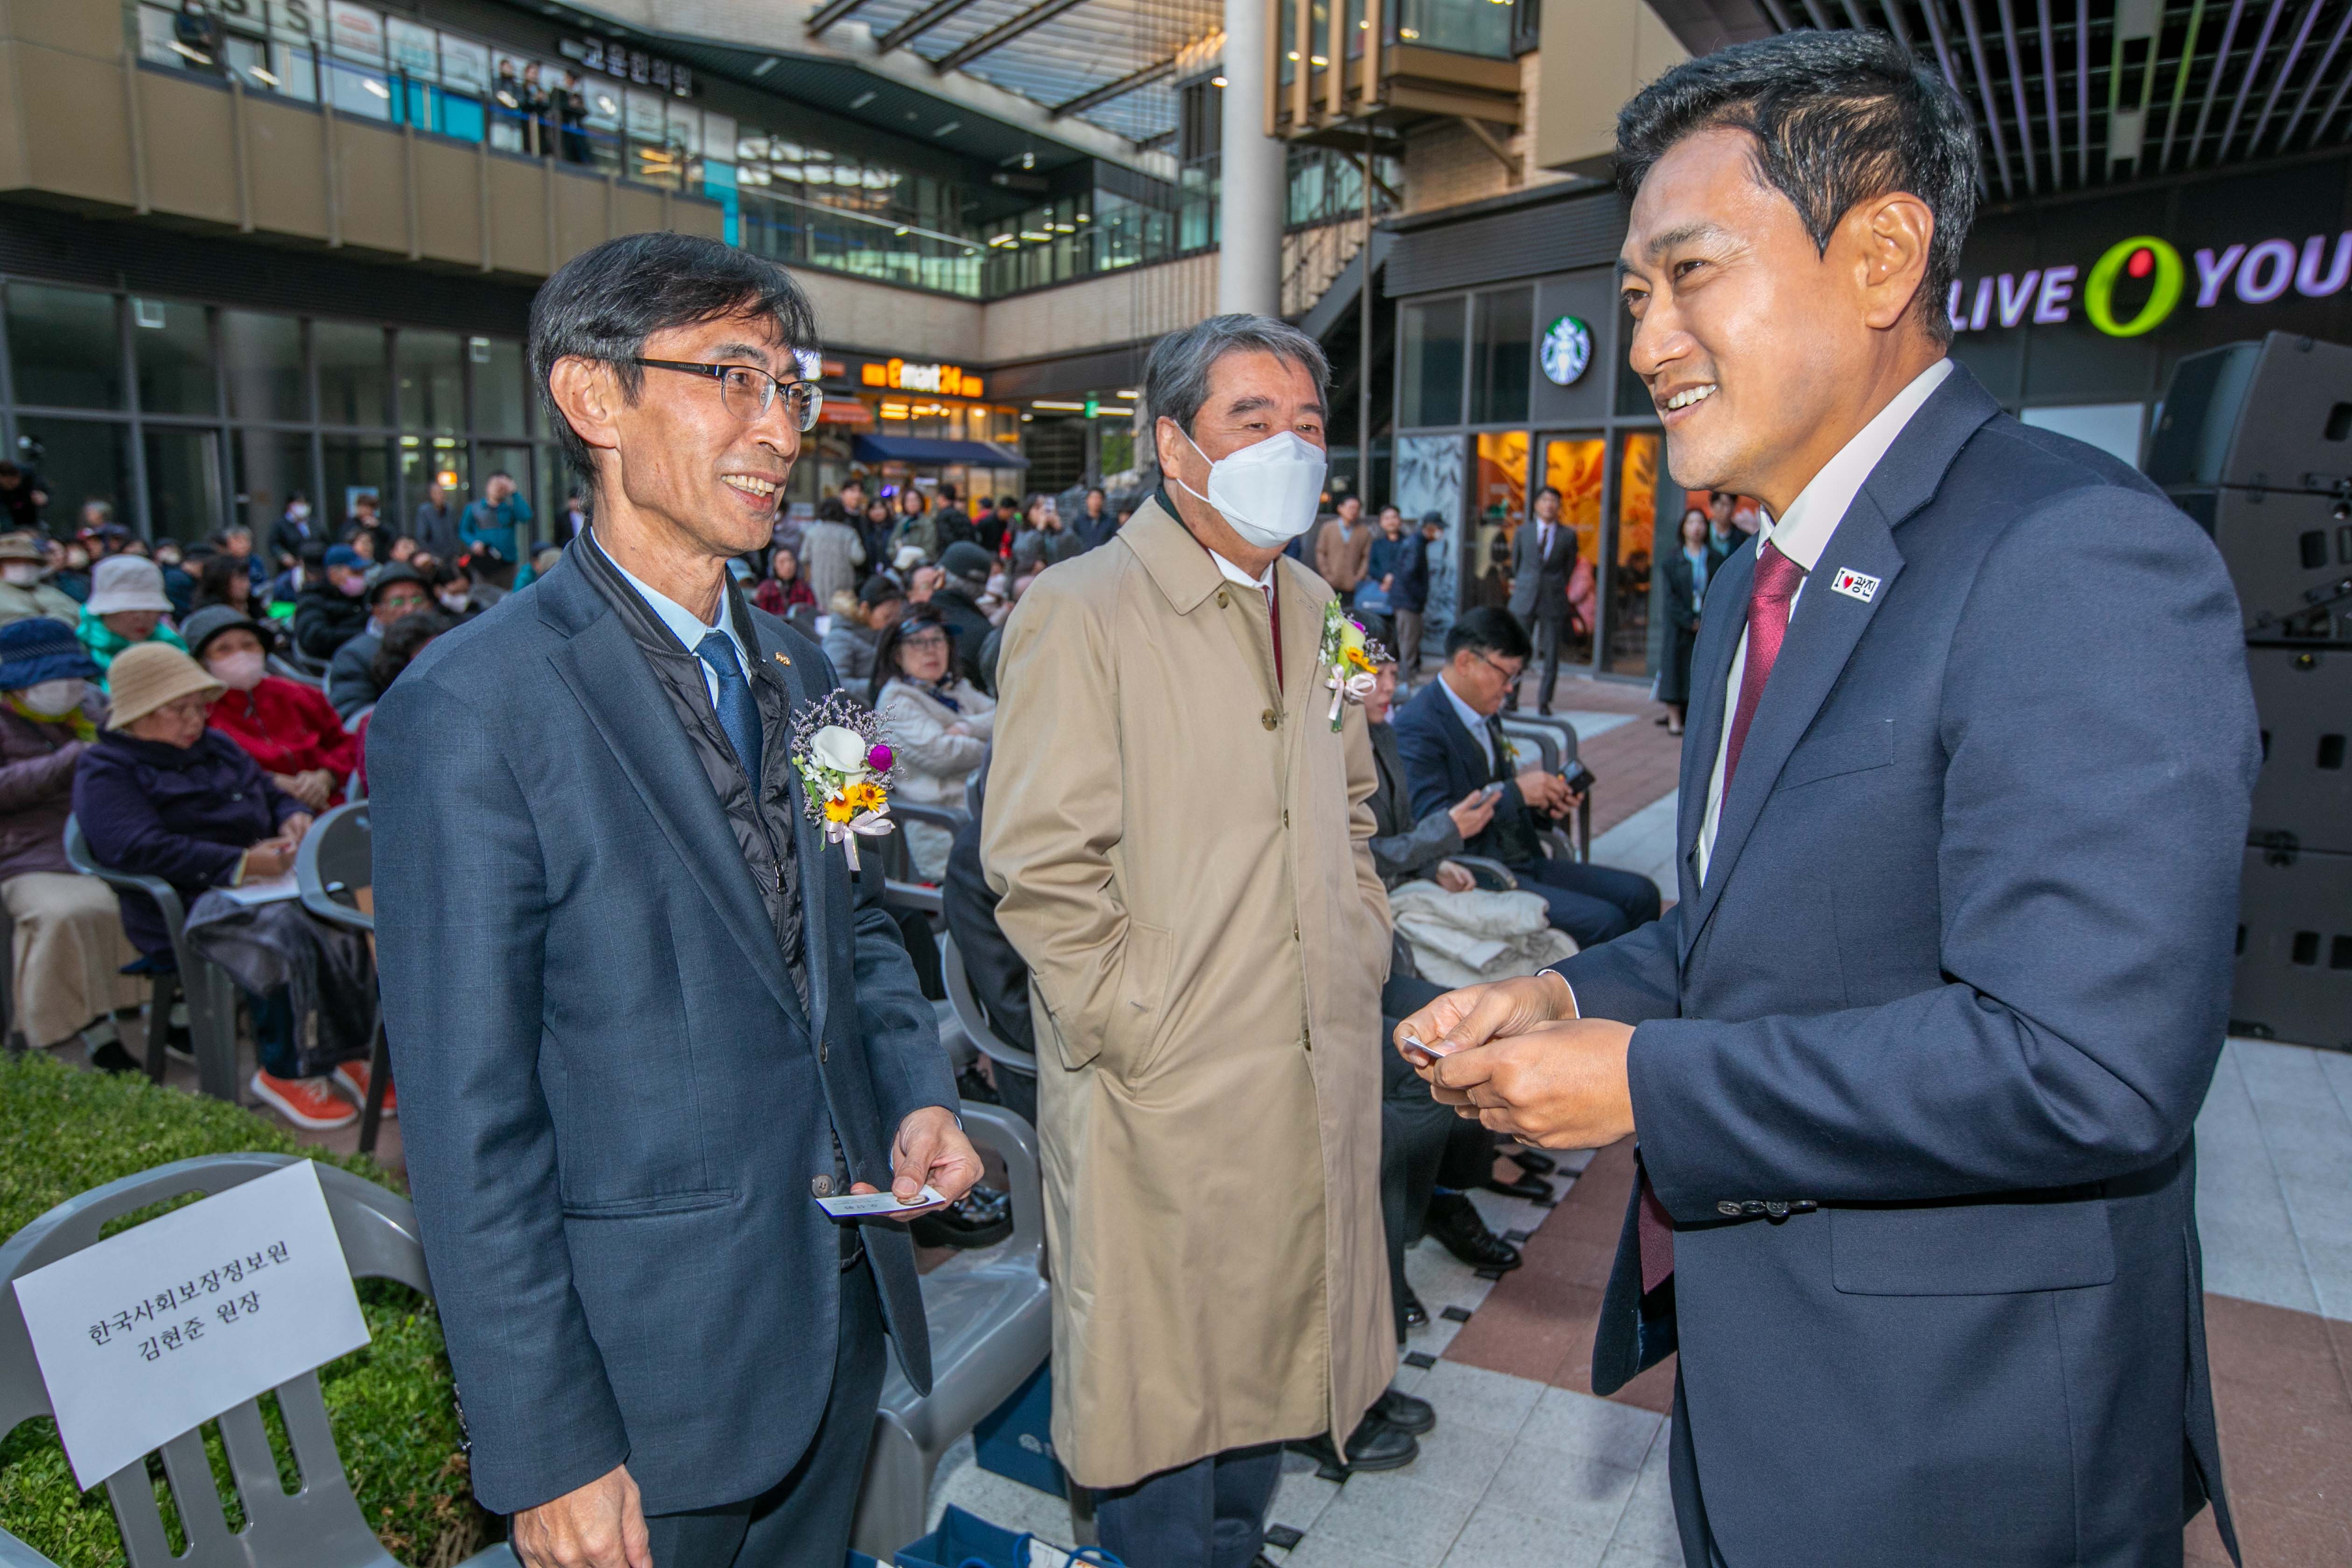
[{"x1": 1950, "y1": 230, "x2": 2352, "y2": 339}]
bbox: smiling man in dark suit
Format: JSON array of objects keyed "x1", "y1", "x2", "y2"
[
  {"x1": 371, "y1": 233, "x2": 981, "y2": 1568},
  {"x1": 1396, "y1": 32, "x2": 2252, "y2": 1568}
]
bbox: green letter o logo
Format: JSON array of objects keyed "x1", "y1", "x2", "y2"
[{"x1": 2085, "y1": 237, "x2": 2184, "y2": 337}]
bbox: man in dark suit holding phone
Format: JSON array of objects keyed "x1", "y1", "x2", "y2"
[
  {"x1": 1396, "y1": 33, "x2": 2250, "y2": 1567},
  {"x1": 373, "y1": 234, "x2": 981, "y2": 1568},
  {"x1": 1392, "y1": 607, "x2": 1659, "y2": 949}
]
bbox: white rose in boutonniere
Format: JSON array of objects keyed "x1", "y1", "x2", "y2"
[
  {"x1": 792, "y1": 702, "x2": 898, "y2": 870},
  {"x1": 810, "y1": 724, "x2": 870, "y2": 780}
]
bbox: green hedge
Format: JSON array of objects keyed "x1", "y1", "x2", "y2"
[{"x1": 0, "y1": 1052, "x2": 494, "y2": 1566}]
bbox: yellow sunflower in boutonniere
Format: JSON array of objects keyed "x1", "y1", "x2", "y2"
[
  {"x1": 791, "y1": 692, "x2": 897, "y2": 870},
  {"x1": 1319, "y1": 599, "x2": 1389, "y2": 731}
]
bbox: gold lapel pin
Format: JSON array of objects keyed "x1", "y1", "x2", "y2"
[{"x1": 774, "y1": 652, "x2": 791, "y2": 666}]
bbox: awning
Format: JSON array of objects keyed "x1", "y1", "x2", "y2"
[{"x1": 852, "y1": 435, "x2": 1026, "y2": 468}]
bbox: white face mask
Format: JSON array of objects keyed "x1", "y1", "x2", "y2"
[
  {"x1": 1172, "y1": 427, "x2": 1328, "y2": 550},
  {"x1": 206, "y1": 651, "x2": 267, "y2": 692},
  {"x1": 20, "y1": 678, "x2": 86, "y2": 717},
  {"x1": 438, "y1": 590, "x2": 470, "y2": 614},
  {"x1": 1, "y1": 563, "x2": 42, "y2": 586}
]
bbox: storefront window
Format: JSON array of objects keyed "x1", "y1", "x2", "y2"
[
  {"x1": 1392, "y1": 0, "x2": 1513, "y2": 57},
  {"x1": 321, "y1": 434, "x2": 390, "y2": 533},
  {"x1": 126, "y1": 297, "x2": 216, "y2": 417},
  {"x1": 471, "y1": 337, "x2": 530, "y2": 437},
  {"x1": 16, "y1": 418, "x2": 131, "y2": 526},
  {"x1": 1470, "y1": 287, "x2": 1532, "y2": 426},
  {"x1": 396, "y1": 330, "x2": 465, "y2": 434},
  {"x1": 1470, "y1": 431, "x2": 1526, "y2": 610},
  {"x1": 236, "y1": 430, "x2": 316, "y2": 536},
  {"x1": 1608, "y1": 432, "x2": 1661, "y2": 677},
  {"x1": 223, "y1": 311, "x2": 308, "y2": 424},
  {"x1": 144, "y1": 429, "x2": 225, "y2": 541},
  {"x1": 7, "y1": 284, "x2": 123, "y2": 410},
  {"x1": 316, "y1": 322, "x2": 389, "y2": 428},
  {"x1": 1400, "y1": 298, "x2": 1465, "y2": 429}
]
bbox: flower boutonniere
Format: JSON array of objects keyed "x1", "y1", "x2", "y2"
[
  {"x1": 790, "y1": 693, "x2": 897, "y2": 871},
  {"x1": 1318, "y1": 599, "x2": 1385, "y2": 731}
]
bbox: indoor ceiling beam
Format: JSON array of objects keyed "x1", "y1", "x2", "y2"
[
  {"x1": 935, "y1": 0, "x2": 1095, "y2": 73},
  {"x1": 807, "y1": 0, "x2": 875, "y2": 39},
  {"x1": 2276, "y1": 3, "x2": 2352, "y2": 151},
  {"x1": 1952, "y1": 0, "x2": 2018, "y2": 200},
  {"x1": 876, "y1": 0, "x2": 993, "y2": 56},
  {"x1": 1052, "y1": 56, "x2": 1178, "y2": 118}
]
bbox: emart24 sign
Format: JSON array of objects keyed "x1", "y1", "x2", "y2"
[{"x1": 1947, "y1": 231, "x2": 2352, "y2": 338}]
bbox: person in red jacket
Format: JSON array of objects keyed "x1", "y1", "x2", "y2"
[{"x1": 183, "y1": 605, "x2": 357, "y2": 813}]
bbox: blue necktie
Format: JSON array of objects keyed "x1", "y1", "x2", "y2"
[{"x1": 694, "y1": 632, "x2": 763, "y2": 782}]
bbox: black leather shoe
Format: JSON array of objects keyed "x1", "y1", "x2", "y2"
[
  {"x1": 1428, "y1": 1193, "x2": 1522, "y2": 1271},
  {"x1": 1373, "y1": 1387, "x2": 1435, "y2": 1435},
  {"x1": 1510, "y1": 1149, "x2": 1557, "y2": 1176},
  {"x1": 87, "y1": 1039, "x2": 140, "y2": 1075},
  {"x1": 1288, "y1": 1414, "x2": 1419, "y2": 1475},
  {"x1": 1401, "y1": 1281, "x2": 1428, "y2": 1329},
  {"x1": 1484, "y1": 1170, "x2": 1554, "y2": 1203},
  {"x1": 910, "y1": 1185, "x2": 1013, "y2": 1250}
]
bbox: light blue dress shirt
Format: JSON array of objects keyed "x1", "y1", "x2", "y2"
[{"x1": 594, "y1": 537, "x2": 755, "y2": 709}]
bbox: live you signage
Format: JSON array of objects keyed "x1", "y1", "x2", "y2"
[{"x1": 1947, "y1": 231, "x2": 2352, "y2": 338}]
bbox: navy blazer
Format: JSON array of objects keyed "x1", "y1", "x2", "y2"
[
  {"x1": 1561, "y1": 365, "x2": 2252, "y2": 1564},
  {"x1": 1392, "y1": 678, "x2": 1534, "y2": 864},
  {"x1": 370, "y1": 550, "x2": 955, "y2": 1518}
]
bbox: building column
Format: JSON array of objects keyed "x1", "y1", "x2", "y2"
[{"x1": 1218, "y1": 0, "x2": 1284, "y2": 318}]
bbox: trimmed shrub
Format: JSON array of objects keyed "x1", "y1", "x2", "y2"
[{"x1": 0, "y1": 1052, "x2": 492, "y2": 1566}]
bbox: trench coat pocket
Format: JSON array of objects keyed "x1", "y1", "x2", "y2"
[
  {"x1": 1100, "y1": 920, "x2": 1175, "y2": 1077},
  {"x1": 1831, "y1": 1194, "x2": 2115, "y2": 1295}
]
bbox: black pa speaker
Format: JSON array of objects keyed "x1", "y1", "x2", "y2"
[
  {"x1": 2148, "y1": 332, "x2": 2352, "y2": 494},
  {"x1": 2232, "y1": 845, "x2": 2352, "y2": 1050},
  {"x1": 2173, "y1": 488, "x2": 2352, "y2": 637},
  {"x1": 2247, "y1": 644, "x2": 2352, "y2": 854}
]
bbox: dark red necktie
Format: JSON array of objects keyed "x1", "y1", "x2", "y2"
[{"x1": 1636, "y1": 539, "x2": 1807, "y2": 1296}]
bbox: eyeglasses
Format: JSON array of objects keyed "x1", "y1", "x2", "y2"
[
  {"x1": 630, "y1": 358, "x2": 825, "y2": 432},
  {"x1": 1474, "y1": 651, "x2": 1524, "y2": 682}
]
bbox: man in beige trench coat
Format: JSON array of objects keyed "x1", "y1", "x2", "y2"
[{"x1": 985, "y1": 315, "x2": 1423, "y2": 1568}]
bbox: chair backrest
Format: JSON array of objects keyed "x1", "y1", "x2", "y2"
[
  {"x1": 64, "y1": 815, "x2": 190, "y2": 947},
  {"x1": 295, "y1": 802, "x2": 372, "y2": 933},
  {"x1": 0, "y1": 1154, "x2": 429, "y2": 1568},
  {"x1": 940, "y1": 930, "x2": 1036, "y2": 1076}
]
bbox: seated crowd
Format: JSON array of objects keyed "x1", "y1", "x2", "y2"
[{"x1": 2, "y1": 474, "x2": 1658, "y2": 1358}]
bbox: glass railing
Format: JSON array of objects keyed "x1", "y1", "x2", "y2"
[{"x1": 1390, "y1": 0, "x2": 1515, "y2": 59}]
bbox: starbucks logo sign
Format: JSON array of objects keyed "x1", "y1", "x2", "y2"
[{"x1": 1540, "y1": 315, "x2": 1592, "y2": 385}]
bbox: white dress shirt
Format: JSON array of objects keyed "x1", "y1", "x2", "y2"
[
  {"x1": 1694, "y1": 358, "x2": 1952, "y2": 883},
  {"x1": 595, "y1": 536, "x2": 754, "y2": 710},
  {"x1": 1209, "y1": 547, "x2": 1276, "y2": 604},
  {"x1": 1436, "y1": 671, "x2": 1496, "y2": 770}
]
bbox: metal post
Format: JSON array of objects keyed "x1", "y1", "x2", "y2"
[
  {"x1": 1359, "y1": 122, "x2": 1373, "y2": 502},
  {"x1": 1218, "y1": 0, "x2": 1284, "y2": 316}
]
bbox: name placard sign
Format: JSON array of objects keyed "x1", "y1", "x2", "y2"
[{"x1": 12, "y1": 1161, "x2": 371, "y2": 1491}]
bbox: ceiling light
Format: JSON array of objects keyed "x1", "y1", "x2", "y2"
[
  {"x1": 1211, "y1": 75, "x2": 1227, "y2": 86},
  {"x1": 988, "y1": 233, "x2": 1016, "y2": 245},
  {"x1": 754, "y1": 56, "x2": 778, "y2": 75},
  {"x1": 1075, "y1": 213, "x2": 1090, "y2": 222},
  {"x1": 1032, "y1": 400, "x2": 1087, "y2": 411},
  {"x1": 934, "y1": 120, "x2": 961, "y2": 136},
  {"x1": 249, "y1": 66, "x2": 280, "y2": 86},
  {"x1": 168, "y1": 41, "x2": 213, "y2": 64},
  {"x1": 1287, "y1": 51, "x2": 1299, "y2": 61},
  {"x1": 1020, "y1": 231, "x2": 1052, "y2": 241},
  {"x1": 1310, "y1": 55, "x2": 1327, "y2": 65},
  {"x1": 362, "y1": 77, "x2": 392, "y2": 97},
  {"x1": 849, "y1": 89, "x2": 875, "y2": 108},
  {"x1": 895, "y1": 225, "x2": 910, "y2": 235}
]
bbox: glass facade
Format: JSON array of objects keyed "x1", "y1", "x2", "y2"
[
  {"x1": 1, "y1": 279, "x2": 549, "y2": 546},
  {"x1": 1394, "y1": 276, "x2": 1678, "y2": 685}
]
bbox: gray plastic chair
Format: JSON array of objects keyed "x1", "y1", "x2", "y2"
[
  {"x1": 63, "y1": 816, "x2": 241, "y2": 1101},
  {"x1": 940, "y1": 930, "x2": 1036, "y2": 1078},
  {"x1": 848, "y1": 1099, "x2": 1051, "y2": 1559},
  {"x1": 1499, "y1": 715, "x2": 1590, "y2": 862},
  {"x1": 266, "y1": 653, "x2": 325, "y2": 688},
  {"x1": 295, "y1": 803, "x2": 388, "y2": 1155},
  {"x1": 0, "y1": 1152, "x2": 514, "y2": 1568}
]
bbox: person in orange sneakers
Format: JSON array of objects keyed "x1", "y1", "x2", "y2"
[{"x1": 69, "y1": 641, "x2": 366, "y2": 1130}]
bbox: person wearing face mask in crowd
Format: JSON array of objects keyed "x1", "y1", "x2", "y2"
[
  {"x1": 0, "y1": 618, "x2": 147, "y2": 1068},
  {"x1": 327, "y1": 565, "x2": 432, "y2": 719},
  {"x1": 984, "y1": 315, "x2": 1417, "y2": 1567},
  {"x1": 0, "y1": 533, "x2": 79, "y2": 628},
  {"x1": 294, "y1": 545, "x2": 374, "y2": 661},
  {"x1": 272, "y1": 494, "x2": 317, "y2": 566},
  {"x1": 185, "y1": 606, "x2": 357, "y2": 813},
  {"x1": 152, "y1": 540, "x2": 196, "y2": 618},
  {"x1": 51, "y1": 541, "x2": 93, "y2": 605},
  {"x1": 428, "y1": 561, "x2": 479, "y2": 621},
  {"x1": 77, "y1": 555, "x2": 189, "y2": 683}
]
